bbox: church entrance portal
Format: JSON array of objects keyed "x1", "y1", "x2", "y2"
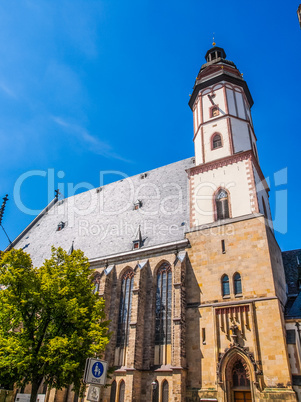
[
  {"x1": 233, "y1": 391, "x2": 252, "y2": 402},
  {"x1": 226, "y1": 355, "x2": 253, "y2": 402}
]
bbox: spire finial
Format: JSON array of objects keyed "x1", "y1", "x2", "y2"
[{"x1": 212, "y1": 32, "x2": 216, "y2": 47}]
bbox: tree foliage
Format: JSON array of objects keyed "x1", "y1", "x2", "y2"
[{"x1": 0, "y1": 247, "x2": 109, "y2": 402}]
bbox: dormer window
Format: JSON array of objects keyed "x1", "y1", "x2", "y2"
[
  {"x1": 133, "y1": 225, "x2": 143, "y2": 249},
  {"x1": 57, "y1": 221, "x2": 65, "y2": 231},
  {"x1": 211, "y1": 106, "x2": 219, "y2": 118},
  {"x1": 133, "y1": 200, "x2": 142, "y2": 210},
  {"x1": 133, "y1": 240, "x2": 141, "y2": 249}
]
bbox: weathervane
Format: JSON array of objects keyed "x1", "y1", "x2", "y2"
[{"x1": 212, "y1": 32, "x2": 216, "y2": 47}]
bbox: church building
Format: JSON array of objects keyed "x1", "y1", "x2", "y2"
[{"x1": 8, "y1": 45, "x2": 301, "y2": 401}]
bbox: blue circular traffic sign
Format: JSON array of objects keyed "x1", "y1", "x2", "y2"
[{"x1": 92, "y1": 362, "x2": 104, "y2": 378}]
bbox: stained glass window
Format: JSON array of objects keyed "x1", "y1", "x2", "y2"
[
  {"x1": 232, "y1": 360, "x2": 250, "y2": 388},
  {"x1": 110, "y1": 381, "x2": 116, "y2": 402},
  {"x1": 152, "y1": 381, "x2": 159, "y2": 402},
  {"x1": 155, "y1": 264, "x2": 172, "y2": 361},
  {"x1": 116, "y1": 271, "x2": 134, "y2": 348},
  {"x1": 118, "y1": 381, "x2": 125, "y2": 402},
  {"x1": 162, "y1": 381, "x2": 169, "y2": 402}
]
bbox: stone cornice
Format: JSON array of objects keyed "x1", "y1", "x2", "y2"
[
  {"x1": 187, "y1": 150, "x2": 269, "y2": 193},
  {"x1": 196, "y1": 296, "x2": 278, "y2": 309},
  {"x1": 187, "y1": 150, "x2": 252, "y2": 176},
  {"x1": 89, "y1": 238, "x2": 190, "y2": 268}
]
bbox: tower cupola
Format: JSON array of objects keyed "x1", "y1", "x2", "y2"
[{"x1": 205, "y1": 46, "x2": 226, "y2": 63}]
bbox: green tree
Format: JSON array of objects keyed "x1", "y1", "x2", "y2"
[{"x1": 0, "y1": 247, "x2": 109, "y2": 402}]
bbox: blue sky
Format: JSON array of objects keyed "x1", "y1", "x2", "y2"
[{"x1": 0, "y1": 0, "x2": 300, "y2": 252}]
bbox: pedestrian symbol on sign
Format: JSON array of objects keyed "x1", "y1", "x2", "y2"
[
  {"x1": 92, "y1": 362, "x2": 104, "y2": 378},
  {"x1": 84, "y1": 358, "x2": 107, "y2": 386}
]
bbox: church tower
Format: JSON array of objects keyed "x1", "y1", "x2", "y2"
[
  {"x1": 187, "y1": 44, "x2": 272, "y2": 230},
  {"x1": 185, "y1": 45, "x2": 297, "y2": 401}
]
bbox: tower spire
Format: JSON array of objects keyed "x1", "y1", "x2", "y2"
[{"x1": 0, "y1": 195, "x2": 9, "y2": 226}]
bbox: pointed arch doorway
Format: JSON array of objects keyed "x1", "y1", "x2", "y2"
[{"x1": 226, "y1": 355, "x2": 253, "y2": 402}]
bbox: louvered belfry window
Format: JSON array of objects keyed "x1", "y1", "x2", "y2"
[
  {"x1": 216, "y1": 189, "x2": 229, "y2": 220},
  {"x1": 116, "y1": 271, "x2": 134, "y2": 348},
  {"x1": 155, "y1": 263, "x2": 172, "y2": 348}
]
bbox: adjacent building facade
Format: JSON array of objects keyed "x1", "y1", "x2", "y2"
[{"x1": 9, "y1": 46, "x2": 300, "y2": 401}]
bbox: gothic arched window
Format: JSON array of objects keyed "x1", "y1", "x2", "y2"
[
  {"x1": 232, "y1": 360, "x2": 250, "y2": 388},
  {"x1": 152, "y1": 380, "x2": 159, "y2": 402},
  {"x1": 118, "y1": 380, "x2": 125, "y2": 402},
  {"x1": 222, "y1": 274, "x2": 230, "y2": 297},
  {"x1": 162, "y1": 381, "x2": 169, "y2": 402},
  {"x1": 212, "y1": 134, "x2": 222, "y2": 149},
  {"x1": 155, "y1": 263, "x2": 172, "y2": 365},
  {"x1": 215, "y1": 189, "x2": 230, "y2": 220},
  {"x1": 116, "y1": 270, "x2": 134, "y2": 359},
  {"x1": 110, "y1": 381, "x2": 117, "y2": 402},
  {"x1": 234, "y1": 273, "x2": 242, "y2": 295}
]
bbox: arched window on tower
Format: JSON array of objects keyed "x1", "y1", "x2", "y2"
[
  {"x1": 162, "y1": 381, "x2": 169, "y2": 402},
  {"x1": 234, "y1": 273, "x2": 242, "y2": 295},
  {"x1": 155, "y1": 263, "x2": 172, "y2": 365},
  {"x1": 215, "y1": 189, "x2": 230, "y2": 220},
  {"x1": 116, "y1": 270, "x2": 134, "y2": 366},
  {"x1": 212, "y1": 133, "x2": 222, "y2": 149},
  {"x1": 211, "y1": 106, "x2": 219, "y2": 118},
  {"x1": 222, "y1": 274, "x2": 230, "y2": 297}
]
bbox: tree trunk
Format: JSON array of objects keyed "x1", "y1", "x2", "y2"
[{"x1": 30, "y1": 377, "x2": 43, "y2": 402}]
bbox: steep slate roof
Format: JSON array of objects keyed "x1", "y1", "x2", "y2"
[
  {"x1": 282, "y1": 249, "x2": 301, "y2": 295},
  {"x1": 282, "y1": 249, "x2": 301, "y2": 318},
  {"x1": 286, "y1": 292, "x2": 301, "y2": 318},
  {"x1": 11, "y1": 157, "x2": 194, "y2": 268}
]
